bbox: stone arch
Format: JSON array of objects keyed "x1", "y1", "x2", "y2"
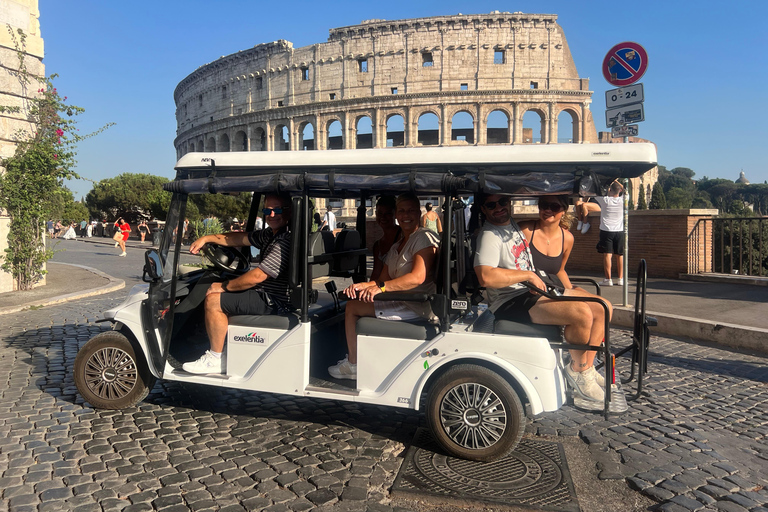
[
  {"x1": 233, "y1": 130, "x2": 248, "y2": 151},
  {"x1": 205, "y1": 137, "x2": 216, "y2": 152},
  {"x1": 521, "y1": 108, "x2": 546, "y2": 144},
  {"x1": 275, "y1": 124, "x2": 290, "y2": 151},
  {"x1": 386, "y1": 113, "x2": 405, "y2": 147},
  {"x1": 486, "y1": 109, "x2": 510, "y2": 144},
  {"x1": 355, "y1": 115, "x2": 373, "y2": 149},
  {"x1": 188, "y1": 141, "x2": 196, "y2": 152},
  {"x1": 217, "y1": 133, "x2": 230, "y2": 152},
  {"x1": 251, "y1": 127, "x2": 266, "y2": 151},
  {"x1": 451, "y1": 110, "x2": 475, "y2": 144},
  {"x1": 327, "y1": 119, "x2": 343, "y2": 150},
  {"x1": 556, "y1": 108, "x2": 580, "y2": 143},
  {"x1": 417, "y1": 111, "x2": 440, "y2": 146},
  {"x1": 299, "y1": 121, "x2": 315, "y2": 150}
]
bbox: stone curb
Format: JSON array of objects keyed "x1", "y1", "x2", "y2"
[
  {"x1": 612, "y1": 306, "x2": 768, "y2": 354},
  {"x1": 0, "y1": 262, "x2": 125, "y2": 316}
]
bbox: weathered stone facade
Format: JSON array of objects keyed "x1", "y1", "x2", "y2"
[
  {"x1": 174, "y1": 12, "x2": 598, "y2": 160},
  {"x1": 0, "y1": 0, "x2": 44, "y2": 293}
]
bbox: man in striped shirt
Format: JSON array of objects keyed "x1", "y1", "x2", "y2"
[{"x1": 183, "y1": 194, "x2": 292, "y2": 374}]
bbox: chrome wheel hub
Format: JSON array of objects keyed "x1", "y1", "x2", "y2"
[
  {"x1": 440, "y1": 383, "x2": 507, "y2": 450},
  {"x1": 84, "y1": 347, "x2": 137, "y2": 400}
]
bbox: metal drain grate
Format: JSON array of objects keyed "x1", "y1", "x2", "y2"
[{"x1": 392, "y1": 428, "x2": 579, "y2": 511}]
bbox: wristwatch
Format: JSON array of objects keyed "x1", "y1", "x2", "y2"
[
  {"x1": 376, "y1": 281, "x2": 386, "y2": 292},
  {"x1": 222, "y1": 281, "x2": 230, "y2": 292}
]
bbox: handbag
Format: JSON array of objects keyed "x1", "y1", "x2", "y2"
[{"x1": 112, "y1": 230, "x2": 123, "y2": 242}]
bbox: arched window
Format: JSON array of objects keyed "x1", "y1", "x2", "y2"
[
  {"x1": 522, "y1": 110, "x2": 545, "y2": 144},
  {"x1": 205, "y1": 137, "x2": 216, "y2": 152},
  {"x1": 189, "y1": 141, "x2": 196, "y2": 152},
  {"x1": 217, "y1": 133, "x2": 230, "y2": 152},
  {"x1": 327, "y1": 120, "x2": 343, "y2": 149},
  {"x1": 300, "y1": 122, "x2": 315, "y2": 150},
  {"x1": 356, "y1": 116, "x2": 373, "y2": 149},
  {"x1": 418, "y1": 112, "x2": 439, "y2": 146},
  {"x1": 557, "y1": 110, "x2": 578, "y2": 143},
  {"x1": 234, "y1": 130, "x2": 247, "y2": 151},
  {"x1": 251, "y1": 128, "x2": 266, "y2": 151},
  {"x1": 451, "y1": 111, "x2": 474, "y2": 144},
  {"x1": 486, "y1": 110, "x2": 509, "y2": 144},
  {"x1": 386, "y1": 115, "x2": 404, "y2": 147},
  {"x1": 275, "y1": 125, "x2": 290, "y2": 151}
]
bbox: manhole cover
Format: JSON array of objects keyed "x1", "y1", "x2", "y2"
[{"x1": 392, "y1": 428, "x2": 579, "y2": 511}]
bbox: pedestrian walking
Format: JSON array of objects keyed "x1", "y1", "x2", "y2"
[
  {"x1": 47, "y1": 219, "x2": 54, "y2": 239},
  {"x1": 113, "y1": 217, "x2": 131, "y2": 257},
  {"x1": 576, "y1": 180, "x2": 625, "y2": 286},
  {"x1": 86, "y1": 221, "x2": 93, "y2": 238},
  {"x1": 138, "y1": 219, "x2": 149, "y2": 243}
]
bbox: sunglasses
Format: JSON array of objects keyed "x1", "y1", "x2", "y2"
[
  {"x1": 262, "y1": 207, "x2": 285, "y2": 216},
  {"x1": 483, "y1": 198, "x2": 510, "y2": 209},
  {"x1": 538, "y1": 202, "x2": 565, "y2": 213}
]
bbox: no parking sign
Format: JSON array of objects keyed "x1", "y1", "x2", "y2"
[{"x1": 602, "y1": 42, "x2": 648, "y2": 87}]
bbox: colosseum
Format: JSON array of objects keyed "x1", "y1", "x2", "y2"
[{"x1": 173, "y1": 11, "x2": 656, "y2": 214}]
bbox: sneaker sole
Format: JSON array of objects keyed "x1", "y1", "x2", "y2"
[{"x1": 328, "y1": 369, "x2": 356, "y2": 380}]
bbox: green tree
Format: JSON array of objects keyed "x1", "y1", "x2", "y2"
[
  {"x1": 0, "y1": 27, "x2": 111, "y2": 289},
  {"x1": 666, "y1": 187, "x2": 693, "y2": 209},
  {"x1": 190, "y1": 192, "x2": 251, "y2": 222},
  {"x1": 637, "y1": 183, "x2": 648, "y2": 210},
  {"x1": 626, "y1": 180, "x2": 634, "y2": 210},
  {"x1": 691, "y1": 191, "x2": 713, "y2": 209},
  {"x1": 86, "y1": 173, "x2": 171, "y2": 221},
  {"x1": 649, "y1": 182, "x2": 667, "y2": 209}
]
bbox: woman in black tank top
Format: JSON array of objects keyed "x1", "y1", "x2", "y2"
[{"x1": 518, "y1": 195, "x2": 613, "y2": 321}]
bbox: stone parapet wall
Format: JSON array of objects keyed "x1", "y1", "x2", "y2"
[{"x1": 530, "y1": 209, "x2": 720, "y2": 279}]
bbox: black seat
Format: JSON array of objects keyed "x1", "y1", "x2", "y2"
[
  {"x1": 356, "y1": 317, "x2": 440, "y2": 341},
  {"x1": 229, "y1": 315, "x2": 299, "y2": 330},
  {"x1": 332, "y1": 229, "x2": 361, "y2": 274},
  {"x1": 493, "y1": 319, "x2": 561, "y2": 339}
]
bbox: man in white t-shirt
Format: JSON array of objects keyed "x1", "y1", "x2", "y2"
[
  {"x1": 473, "y1": 193, "x2": 609, "y2": 410},
  {"x1": 321, "y1": 207, "x2": 337, "y2": 231},
  {"x1": 591, "y1": 180, "x2": 625, "y2": 286}
]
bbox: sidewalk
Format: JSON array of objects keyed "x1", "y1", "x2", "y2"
[{"x1": 3, "y1": 236, "x2": 767, "y2": 353}]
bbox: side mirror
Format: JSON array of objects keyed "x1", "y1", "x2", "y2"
[{"x1": 143, "y1": 249, "x2": 164, "y2": 282}]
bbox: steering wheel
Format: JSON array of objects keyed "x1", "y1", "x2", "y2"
[{"x1": 200, "y1": 243, "x2": 250, "y2": 273}]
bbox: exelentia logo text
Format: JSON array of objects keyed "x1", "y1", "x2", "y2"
[{"x1": 233, "y1": 332, "x2": 265, "y2": 343}]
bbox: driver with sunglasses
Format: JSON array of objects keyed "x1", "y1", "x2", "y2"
[
  {"x1": 182, "y1": 193, "x2": 292, "y2": 374},
  {"x1": 474, "y1": 193, "x2": 609, "y2": 410}
]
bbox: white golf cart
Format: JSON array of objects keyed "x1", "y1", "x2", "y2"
[{"x1": 74, "y1": 144, "x2": 657, "y2": 461}]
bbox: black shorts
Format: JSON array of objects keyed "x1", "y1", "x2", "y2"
[
  {"x1": 596, "y1": 230, "x2": 625, "y2": 255},
  {"x1": 219, "y1": 289, "x2": 275, "y2": 316},
  {"x1": 494, "y1": 291, "x2": 541, "y2": 323}
]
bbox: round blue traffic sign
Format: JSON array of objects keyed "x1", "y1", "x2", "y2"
[{"x1": 602, "y1": 42, "x2": 648, "y2": 86}]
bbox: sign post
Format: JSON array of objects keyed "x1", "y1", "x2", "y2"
[{"x1": 602, "y1": 42, "x2": 648, "y2": 306}]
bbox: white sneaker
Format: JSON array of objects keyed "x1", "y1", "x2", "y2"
[
  {"x1": 328, "y1": 355, "x2": 357, "y2": 379},
  {"x1": 617, "y1": 278, "x2": 624, "y2": 286},
  {"x1": 565, "y1": 365, "x2": 604, "y2": 410},
  {"x1": 119, "y1": 252, "x2": 127, "y2": 257},
  {"x1": 115, "y1": 241, "x2": 120, "y2": 247},
  {"x1": 583, "y1": 365, "x2": 606, "y2": 388},
  {"x1": 182, "y1": 350, "x2": 225, "y2": 374},
  {"x1": 581, "y1": 222, "x2": 591, "y2": 234},
  {"x1": 576, "y1": 220, "x2": 583, "y2": 231},
  {"x1": 600, "y1": 278, "x2": 613, "y2": 286}
]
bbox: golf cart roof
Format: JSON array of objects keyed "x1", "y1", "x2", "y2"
[{"x1": 167, "y1": 144, "x2": 657, "y2": 197}]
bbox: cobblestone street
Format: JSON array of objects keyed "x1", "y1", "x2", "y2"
[{"x1": 1, "y1": 291, "x2": 767, "y2": 512}]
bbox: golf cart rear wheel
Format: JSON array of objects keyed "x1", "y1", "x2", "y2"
[
  {"x1": 426, "y1": 364, "x2": 525, "y2": 462},
  {"x1": 74, "y1": 331, "x2": 156, "y2": 409}
]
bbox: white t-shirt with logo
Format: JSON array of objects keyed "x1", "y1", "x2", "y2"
[
  {"x1": 323, "y1": 211, "x2": 337, "y2": 231},
  {"x1": 474, "y1": 220, "x2": 534, "y2": 311}
]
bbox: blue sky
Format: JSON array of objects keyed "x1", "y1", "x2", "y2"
[{"x1": 39, "y1": 0, "x2": 768, "y2": 199}]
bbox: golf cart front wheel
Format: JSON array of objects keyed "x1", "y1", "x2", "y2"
[
  {"x1": 74, "y1": 331, "x2": 156, "y2": 409},
  {"x1": 426, "y1": 364, "x2": 525, "y2": 462}
]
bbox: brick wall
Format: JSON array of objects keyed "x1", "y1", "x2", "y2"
[{"x1": 513, "y1": 209, "x2": 718, "y2": 279}]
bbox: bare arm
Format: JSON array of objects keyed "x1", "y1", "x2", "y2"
[
  {"x1": 475, "y1": 265, "x2": 545, "y2": 291},
  {"x1": 345, "y1": 245, "x2": 436, "y2": 303},
  {"x1": 206, "y1": 266, "x2": 269, "y2": 296},
  {"x1": 189, "y1": 231, "x2": 251, "y2": 255}
]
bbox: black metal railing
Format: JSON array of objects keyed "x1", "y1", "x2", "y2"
[{"x1": 689, "y1": 217, "x2": 768, "y2": 276}]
